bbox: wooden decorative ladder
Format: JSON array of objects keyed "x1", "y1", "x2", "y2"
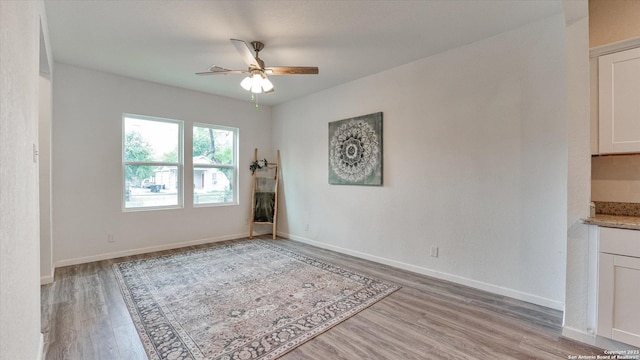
[{"x1": 249, "y1": 149, "x2": 280, "y2": 239}]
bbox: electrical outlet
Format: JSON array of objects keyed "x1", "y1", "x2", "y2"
[
  {"x1": 107, "y1": 233, "x2": 115, "y2": 243},
  {"x1": 304, "y1": 224, "x2": 309, "y2": 231},
  {"x1": 430, "y1": 246, "x2": 438, "y2": 258}
]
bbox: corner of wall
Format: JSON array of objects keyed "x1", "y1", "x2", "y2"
[
  {"x1": 564, "y1": 1, "x2": 594, "y2": 340},
  {"x1": 37, "y1": 333, "x2": 45, "y2": 360},
  {"x1": 563, "y1": 0, "x2": 588, "y2": 25},
  {"x1": 40, "y1": 267, "x2": 54, "y2": 285},
  {"x1": 38, "y1": 0, "x2": 53, "y2": 77}
]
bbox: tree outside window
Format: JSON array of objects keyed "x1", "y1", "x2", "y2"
[{"x1": 193, "y1": 124, "x2": 238, "y2": 206}]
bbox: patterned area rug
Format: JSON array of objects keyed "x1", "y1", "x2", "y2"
[{"x1": 113, "y1": 240, "x2": 399, "y2": 360}]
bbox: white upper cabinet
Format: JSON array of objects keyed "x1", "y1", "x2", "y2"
[{"x1": 599, "y1": 47, "x2": 640, "y2": 154}]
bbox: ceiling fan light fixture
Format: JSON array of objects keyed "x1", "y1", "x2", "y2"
[
  {"x1": 261, "y1": 77, "x2": 274, "y2": 92},
  {"x1": 240, "y1": 76, "x2": 252, "y2": 91},
  {"x1": 251, "y1": 83, "x2": 262, "y2": 94},
  {"x1": 251, "y1": 72, "x2": 262, "y2": 93}
]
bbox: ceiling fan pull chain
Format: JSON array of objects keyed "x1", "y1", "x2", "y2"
[{"x1": 252, "y1": 92, "x2": 259, "y2": 109}]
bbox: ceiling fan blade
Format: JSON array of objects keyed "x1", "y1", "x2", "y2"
[
  {"x1": 265, "y1": 66, "x2": 319, "y2": 75},
  {"x1": 196, "y1": 70, "x2": 246, "y2": 76},
  {"x1": 196, "y1": 65, "x2": 246, "y2": 76},
  {"x1": 230, "y1": 39, "x2": 262, "y2": 69}
]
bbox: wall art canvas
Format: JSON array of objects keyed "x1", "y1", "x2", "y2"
[{"x1": 329, "y1": 112, "x2": 383, "y2": 185}]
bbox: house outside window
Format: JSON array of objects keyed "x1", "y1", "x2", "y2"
[
  {"x1": 123, "y1": 114, "x2": 183, "y2": 210},
  {"x1": 193, "y1": 123, "x2": 238, "y2": 206}
]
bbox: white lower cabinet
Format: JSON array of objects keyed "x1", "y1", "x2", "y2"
[{"x1": 597, "y1": 227, "x2": 640, "y2": 347}]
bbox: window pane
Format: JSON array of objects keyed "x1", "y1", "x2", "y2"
[
  {"x1": 125, "y1": 165, "x2": 179, "y2": 208},
  {"x1": 125, "y1": 117, "x2": 179, "y2": 162},
  {"x1": 194, "y1": 167, "x2": 234, "y2": 205},
  {"x1": 193, "y1": 126, "x2": 234, "y2": 165}
]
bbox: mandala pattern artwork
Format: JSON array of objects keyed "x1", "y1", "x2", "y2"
[{"x1": 330, "y1": 119, "x2": 380, "y2": 182}]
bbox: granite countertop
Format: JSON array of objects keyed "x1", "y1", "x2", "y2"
[
  {"x1": 582, "y1": 214, "x2": 640, "y2": 230},
  {"x1": 582, "y1": 201, "x2": 640, "y2": 230}
]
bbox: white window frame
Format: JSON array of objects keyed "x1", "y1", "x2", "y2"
[
  {"x1": 192, "y1": 123, "x2": 238, "y2": 207},
  {"x1": 122, "y1": 114, "x2": 184, "y2": 211}
]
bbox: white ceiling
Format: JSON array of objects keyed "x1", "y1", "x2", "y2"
[{"x1": 44, "y1": 0, "x2": 563, "y2": 106}]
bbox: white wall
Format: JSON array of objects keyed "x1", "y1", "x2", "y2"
[
  {"x1": 38, "y1": 0, "x2": 54, "y2": 286},
  {"x1": 0, "y1": 1, "x2": 45, "y2": 359},
  {"x1": 273, "y1": 15, "x2": 568, "y2": 309},
  {"x1": 52, "y1": 63, "x2": 272, "y2": 265},
  {"x1": 563, "y1": 0, "x2": 595, "y2": 341},
  {"x1": 39, "y1": 75, "x2": 54, "y2": 283}
]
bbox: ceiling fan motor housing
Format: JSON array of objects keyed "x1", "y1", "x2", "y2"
[
  {"x1": 250, "y1": 41, "x2": 266, "y2": 69},
  {"x1": 251, "y1": 41, "x2": 265, "y2": 53}
]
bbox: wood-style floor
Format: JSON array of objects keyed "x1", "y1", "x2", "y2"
[{"x1": 41, "y1": 237, "x2": 604, "y2": 359}]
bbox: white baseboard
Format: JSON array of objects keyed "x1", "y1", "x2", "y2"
[
  {"x1": 37, "y1": 333, "x2": 44, "y2": 360},
  {"x1": 53, "y1": 230, "x2": 564, "y2": 311},
  {"x1": 54, "y1": 232, "x2": 252, "y2": 268},
  {"x1": 280, "y1": 232, "x2": 564, "y2": 311},
  {"x1": 563, "y1": 326, "x2": 640, "y2": 350},
  {"x1": 562, "y1": 326, "x2": 596, "y2": 345},
  {"x1": 40, "y1": 270, "x2": 54, "y2": 285}
]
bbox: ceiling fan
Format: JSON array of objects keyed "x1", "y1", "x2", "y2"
[{"x1": 196, "y1": 39, "x2": 319, "y2": 94}]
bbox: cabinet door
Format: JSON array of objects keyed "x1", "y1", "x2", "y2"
[
  {"x1": 598, "y1": 253, "x2": 640, "y2": 347},
  {"x1": 599, "y1": 47, "x2": 640, "y2": 154}
]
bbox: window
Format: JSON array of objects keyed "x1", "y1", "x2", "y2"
[
  {"x1": 193, "y1": 123, "x2": 238, "y2": 206},
  {"x1": 123, "y1": 114, "x2": 183, "y2": 210}
]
